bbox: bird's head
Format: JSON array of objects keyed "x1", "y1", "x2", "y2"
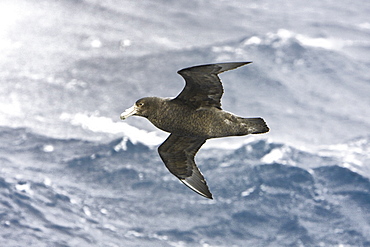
[{"x1": 120, "y1": 97, "x2": 160, "y2": 120}]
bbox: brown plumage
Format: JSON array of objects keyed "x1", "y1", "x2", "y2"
[{"x1": 120, "y1": 62, "x2": 269, "y2": 199}]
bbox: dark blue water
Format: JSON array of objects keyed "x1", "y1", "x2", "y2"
[{"x1": 1, "y1": 127, "x2": 370, "y2": 246}]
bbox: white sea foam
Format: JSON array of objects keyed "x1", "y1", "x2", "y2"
[
  {"x1": 59, "y1": 112, "x2": 164, "y2": 147},
  {"x1": 242, "y1": 29, "x2": 352, "y2": 50},
  {"x1": 261, "y1": 148, "x2": 285, "y2": 164},
  {"x1": 358, "y1": 22, "x2": 370, "y2": 30}
]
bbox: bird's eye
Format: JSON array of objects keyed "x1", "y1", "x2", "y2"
[{"x1": 138, "y1": 102, "x2": 144, "y2": 106}]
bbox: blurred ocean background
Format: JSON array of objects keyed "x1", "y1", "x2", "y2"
[{"x1": 1, "y1": 0, "x2": 370, "y2": 246}]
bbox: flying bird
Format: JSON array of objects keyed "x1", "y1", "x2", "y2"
[{"x1": 120, "y1": 62, "x2": 269, "y2": 199}]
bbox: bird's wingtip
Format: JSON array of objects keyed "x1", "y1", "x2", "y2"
[
  {"x1": 181, "y1": 179, "x2": 213, "y2": 199},
  {"x1": 177, "y1": 61, "x2": 252, "y2": 75}
]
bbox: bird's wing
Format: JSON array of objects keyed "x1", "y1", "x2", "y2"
[
  {"x1": 173, "y1": 62, "x2": 252, "y2": 109},
  {"x1": 158, "y1": 134, "x2": 212, "y2": 199}
]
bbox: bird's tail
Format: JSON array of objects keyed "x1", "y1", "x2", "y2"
[{"x1": 243, "y1": 117, "x2": 269, "y2": 134}]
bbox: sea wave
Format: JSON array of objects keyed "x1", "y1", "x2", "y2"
[
  {"x1": 243, "y1": 29, "x2": 354, "y2": 50},
  {"x1": 59, "y1": 112, "x2": 164, "y2": 147},
  {"x1": 1, "y1": 126, "x2": 369, "y2": 246}
]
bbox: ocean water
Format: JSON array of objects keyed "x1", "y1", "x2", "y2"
[{"x1": 1, "y1": 0, "x2": 370, "y2": 246}]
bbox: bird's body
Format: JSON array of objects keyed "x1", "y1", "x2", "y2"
[
  {"x1": 120, "y1": 62, "x2": 269, "y2": 199},
  {"x1": 139, "y1": 97, "x2": 266, "y2": 138}
]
